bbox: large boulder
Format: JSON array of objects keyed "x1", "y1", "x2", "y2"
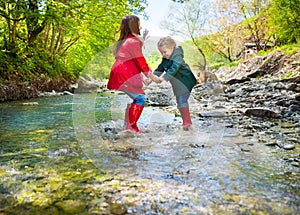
[
  {"x1": 75, "y1": 76, "x2": 105, "y2": 93},
  {"x1": 214, "y1": 50, "x2": 300, "y2": 84}
]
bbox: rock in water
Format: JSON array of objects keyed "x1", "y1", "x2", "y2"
[{"x1": 244, "y1": 108, "x2": 278, "y2": 118}]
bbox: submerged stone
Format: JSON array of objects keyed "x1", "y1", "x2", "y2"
[
  {"x1": 283, "y1": 144, "x2": 295, "y2": 150},
  {"x1": 55, "y1": 200, "x2": 86, "y2": 214},
  {"x1": 264, "y1": 142, "x2": 278, "y2": 147},
  {"x1": 244, "y1": 108, "x2": 279, "y2": 118}
]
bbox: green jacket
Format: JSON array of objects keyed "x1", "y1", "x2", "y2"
[{"x1": 154, "y1": 46, "x2": 197, "y2": 96}]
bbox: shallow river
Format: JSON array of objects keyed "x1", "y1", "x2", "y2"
[{"x1": 0, "y1": 93, "x2": 299, "y2": 214}]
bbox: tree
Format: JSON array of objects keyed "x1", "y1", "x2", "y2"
[
  {"x1": 0, "y1": 0, "x2": 148, "y2": 80},
  {"x1": 204, "y1": 24, "x2": 246, "y2": 62},
  {"x1": 161, "y1": 0, "x2": 213, "y2": 70},
  {"x1": 235, "y1": 0, "x2": 273, "y2": 50},
  {"x1": 269, "y1": 0, "x2": 300, "y2": 44},
  {"x1": 206, "y1": 0, "x2": 274, "y2": 63}
]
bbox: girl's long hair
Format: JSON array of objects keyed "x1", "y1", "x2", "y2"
[{"x1": 113, "y1": 15, "x2": 141, "y2": 56}]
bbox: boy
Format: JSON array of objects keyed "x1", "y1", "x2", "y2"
[{"x1": 153, "y1": 36, "x2": 197, "y2": 130}]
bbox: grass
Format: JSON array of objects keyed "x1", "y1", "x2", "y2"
[{"x1": 258, "y1": 43, "x2": 300, "y2": 56}]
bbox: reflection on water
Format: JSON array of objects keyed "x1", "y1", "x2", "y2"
[{"x1": 0, "y1": 94, "x2": 299, "y2": 214}]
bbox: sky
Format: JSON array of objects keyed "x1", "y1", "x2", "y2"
[{"x1": 141, "y1": 0, "x2": 183, "y2": 41}]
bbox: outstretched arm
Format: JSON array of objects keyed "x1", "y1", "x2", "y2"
[
  {"x1": 143, "y1": 73, "x2": 162, "y2": 85},
  {"x1": 149, "y1": 73, "x2": 162, "y2": 83}
]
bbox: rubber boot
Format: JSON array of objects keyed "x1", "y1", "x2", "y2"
[
  {"x1": 128, "y1": 103, "x2": 144, "y2": 133},
  {"x1": 124, "y1": 103, "x2": 131, "y2": 130},
  {"x1": 179, "y1": 107, "x2": 192, "y2": 130}
]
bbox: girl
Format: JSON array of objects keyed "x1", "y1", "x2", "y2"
[
  {"x1": 154, "y1": 36, "x2": 197, "y2": 130},
  {"x1": 107, "y1": 15, "x2": 160, "y2": 133}
]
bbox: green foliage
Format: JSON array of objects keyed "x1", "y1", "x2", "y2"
[
  {"x1": 80, "y1": 46, "x2": 115, "y2": 80},
  {"x1": 146, "y1": 52, "x2": 161, "y2": 71},
  {"x1": 209, "y1": 62, "x2": 225, "y2": 70},
  {"x1": 269, "y1": 0, "x2": 300, "y2": 44},
  {"x1": 228, "y1": 61, "x2": 240, "y2": 67},
  {"x1": 181, "y1": 39, "x2": 228, "y2": 71},
  {"x1": 275, "y1": 44, "x2": 300, "y2": 55},
  {"x1": 257, "y1": 43, "x2": 300, "y2": 56},
  {"x1": 0, "y1": 0, "x2": 147, "y2": 82},
  {"x1": 279, "y1": 69, "x2": 300, "y2": 81},
  {"x1": 257, "y1": 49, "x2": 271, "y2": 56},
  {"x1": 0, "y1": 0, "x2": 299, "y2": 82},
  {"x1": 180, "y1": 41, "x2": 203, "y2": 70}
]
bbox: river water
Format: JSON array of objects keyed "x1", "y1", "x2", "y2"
[{"x1": 0, "y1": 94, "x2": 299, "y2": 214}]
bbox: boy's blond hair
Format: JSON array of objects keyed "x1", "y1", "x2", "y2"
[{"x1": 157, "y1": 36, "x2": 176, "y2": 49}]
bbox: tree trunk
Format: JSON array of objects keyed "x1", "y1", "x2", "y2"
[
  {"x1": 192, "y1": 37, "x2": 206, "y2": 70},
  {"x1": 49, "y1": 25, "x2": 56, "y2": 61},
  {"x1": 44, "y1": 26, "x2": 50, "y2": 49},
  {"x1": 57, "y1": 34, "x2": 65, "y2": 53},
  {"x1": 53, "y1": 30, "x2": 61, "y2": 56},
  {"x1": 26, "y1": 0, "x2": 47, "y2": 46},
  {"x1": 11, "y1": 20, "x2": 17, "y2": 49}
]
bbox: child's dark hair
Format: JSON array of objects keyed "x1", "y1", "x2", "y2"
[{"x1": 113, "y1": 15, "x2": 141, "y2": 55}]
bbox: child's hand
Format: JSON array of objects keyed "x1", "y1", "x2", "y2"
[
  {"x1": 158, "y1": 77, "x2": 164, "y2": 83},
  {"x1": 142, "y1": 29, "x2": 149, "y2": 41},
  {"x1": 152, "y1": 75, "x2": 163, "y2": 84},
  {"x1": 144, "y1": 78, "x2": 152, "y2": 86}
]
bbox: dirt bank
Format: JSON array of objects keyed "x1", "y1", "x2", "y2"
[{"x1": 0, "y1": 77, "x2": 76, "y2": 102}]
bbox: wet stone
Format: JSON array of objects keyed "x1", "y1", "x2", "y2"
[
  {"x1": 283, "y1": 144, "x2": 295, "y2": 150},
  {"x1": 241, "y1": 147, "x2": 251, "y2": 152},
  {"x1": 55, "y1": 200, "x2": 86, "y2": 214},
  {"x1": 242, "y1": 133, "x2": 254, "y2": 137},
  {"x1": 22, "y1": 102, "x2": 39, "y2": 106},
  {"x1": 265, "y1": 142, "x2": 278, "y2": 147},
  {"x1": 244, "y1": 108, "x2": 279, "y2": 118},
  {"x1": 290, "y1": 162, "x2": 299, "y2": 167}
]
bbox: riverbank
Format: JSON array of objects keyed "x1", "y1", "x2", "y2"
[
  {"x1": 1, "y1": 49, "x2": 299, "y2": 103},
  {"x1": 0, "y1": 77, "x2": 76, "y2": 102}
]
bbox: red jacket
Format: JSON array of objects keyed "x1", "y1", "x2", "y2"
[{"x1": 107, "y1": 34, "x2": 151, "y2": 94}]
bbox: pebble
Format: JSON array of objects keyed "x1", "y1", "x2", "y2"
[
  {"x1": 22, "y1": 102, "x2": 39, "y2": 105},
  {"x1": 290, "y1": 162, "x2": 299, "y2": 167},
  {"x1": 265, "y1": 142, "x2": 278, "y2": 147},
  {"x1": 283, "y1": 144, "x2": 295, "y2": 150}
]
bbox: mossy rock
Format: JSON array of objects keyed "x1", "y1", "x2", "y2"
[
  {"x1": 109, "y1": 202, "x2": 127, "y2": 215},
  {"x1": 55, "y1": 200, "x2": 86, "y2": 214}
]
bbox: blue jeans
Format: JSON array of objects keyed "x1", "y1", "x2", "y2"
[
  {"x1": 123, "y1": 91, "x2": 146, "y2": 106},
  {"x1": 176, "y1": 92, "x2": 190, "y2": 108}
]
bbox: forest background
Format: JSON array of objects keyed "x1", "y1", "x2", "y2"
[{"x1": 0, "y1": 0, "x2": 299, "y2": 87}]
